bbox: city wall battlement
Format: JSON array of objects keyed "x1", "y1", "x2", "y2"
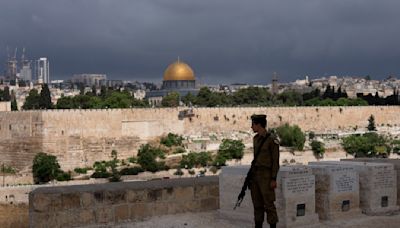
[{"x1": 1, "y1": 106, "x2": 399, "y2": 171}]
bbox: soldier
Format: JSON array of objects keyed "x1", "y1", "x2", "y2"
[{"x1": 250, "y1": 114, "x2": 279, "y2": 228}]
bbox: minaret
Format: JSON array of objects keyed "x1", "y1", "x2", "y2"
[{"x1": 272, "y1": 72, "x2": 278, "y2": 95}]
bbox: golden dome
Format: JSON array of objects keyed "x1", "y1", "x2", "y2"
[{"x1": 163, "y1": 60, "x2": 195, "y2": 81}]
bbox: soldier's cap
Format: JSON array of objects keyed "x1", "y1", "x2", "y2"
[{"x1": 251, "y1": 114, "x2": 267, "y2": 124}]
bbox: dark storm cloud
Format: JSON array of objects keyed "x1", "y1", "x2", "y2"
[{"x1": 1, "y1": 0, "x2": 400, "y2": 83}]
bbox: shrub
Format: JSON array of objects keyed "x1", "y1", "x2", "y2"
[
  {"x1": 1, "y1": 165, "x2": 16, "y2": 174},
  {"x1": 173, "y1": 147, "x2": 186, "y2": 154},
  {"x1": 367, "y1": 115, "x2": 377, "y2": 131},
  {"x1": 174, "y1": 168, "x2": 184, "y2": 176},
  {"x1": 137, "y1": 144, "x2": 166, "y2": 172},
  {"x1": 56, "y1": 171, "x2": 71, "y2": 181},
  {"x1": 180, "y1": 152, "x2": 212, "y2": 169},
  {"x1": 212, "y1": 154, "x2": 227, "y2": 168},
  {"x1": 392, "y1": 140, "x2": 400, "y2": 154},
  {"x1": 74, "y1": 167, "x2": 89, "y2": 174},
  {"x1": 311, "y1": 140, "x2": 325, "y2": 158},
  {"x1": 209, "y1": 166, "x2": 218, "y2": 174},
  {"x1": 160, "y1": 133, "x2": 184, "y2": 147},
  {"x1": 218, "y1": 139, "x2": 245, "y2": 160},
  {"x1": 341, "y1": 132, "x2": 390, "y2": 157},
  {"x1": 188, "y1": 169, "x2": 196, "y2": 175},
  {"x1": 276, "y1": 123, "x2": 305, "y2": 150},
  {"x1": 91, "y1": 161, "x2": 111, "y2": 178},
  {"x1": 32, "y1": 152, "x2": 62, "y2": 184},
  {"x1": 119, "y1": 167, "x2": 144, "y2": 175},
  {"x1": 128, "y1": 156, "x2": 137, "y2": 163},
  {"x1": 309, "y1": 131, "x2": 315, "y2": 140}
]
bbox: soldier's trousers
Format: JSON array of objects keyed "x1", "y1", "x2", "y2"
[{"x1": 249, "y1": 169, "x2": 278, "y2": 225}]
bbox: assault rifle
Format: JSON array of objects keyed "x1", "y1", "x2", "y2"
[{"x1": 234, "y1": 136, "x2": 268, "y2": 210}]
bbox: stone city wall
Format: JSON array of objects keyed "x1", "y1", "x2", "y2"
[
  {"x1": 29, "y1": 176, "x2": 219, "y2": 228},
  {"x1": 1, "y1": 106, "x2": 399, "y2": 171}
]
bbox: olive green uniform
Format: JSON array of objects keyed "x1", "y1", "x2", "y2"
[{"x1": 250, "y1": 131, "x2": 280, "y2": 225}]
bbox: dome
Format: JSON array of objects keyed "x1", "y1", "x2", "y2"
[{"x1": 163, "y1": 60, "x2": 195, "y2": 81}]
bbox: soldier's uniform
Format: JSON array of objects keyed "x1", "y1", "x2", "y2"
[{"x1": 250, "y1": 115, "x2": 280, "y2": 227}]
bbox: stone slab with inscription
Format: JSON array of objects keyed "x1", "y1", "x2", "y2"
[
  {"x1": 308, "y1": 163, "x2": 362, "y2": 220},
  {"x1": 310, "y1": 161, "x2": 399, "y2": 215},
  {"x1": 342, "y1": 158, "x2": 400, "y2": 207},
  {"x1": 219, "y1": 165, "x2": 319, "y2": 228},
  {"x1": 276, "y1": 165, "x2": 319, "y2": 227}
]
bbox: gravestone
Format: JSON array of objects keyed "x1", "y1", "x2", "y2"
[
  {"x1": 308, "y1": 164, "x2": 361, "y2": 220},
  {"x1": 342, "y1": 158, "x2": 400, "y2": 207},
  {"x1": 219, "y1": 165, "x2": 319, "y2": 228},
  {"x1": 310, "y1": 161, "x2": 399, "y2": 215}
]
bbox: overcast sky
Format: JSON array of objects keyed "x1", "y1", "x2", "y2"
[{"x1": 1, "y1": 0, "x2": 399, "y2": 84}]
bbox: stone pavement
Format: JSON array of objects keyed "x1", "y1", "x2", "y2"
[{"x1": 82, "y1": 211, "x2": 400, "y2": 228}]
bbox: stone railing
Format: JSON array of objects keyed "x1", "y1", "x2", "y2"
[{"x1": 29, "y1": 176, "x2": 219, "y2": 227}]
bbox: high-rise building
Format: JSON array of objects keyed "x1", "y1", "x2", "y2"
[
  {"x1": 19, "y1": 48, "x2": 32, "y2": 81},
  {"x1": 36, "y1": 57, "x2": 50, "y2": 84}
]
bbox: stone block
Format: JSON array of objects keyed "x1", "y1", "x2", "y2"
[
  {"x1": 147, "y1": 188, "x2": 163, "y2": 202},
  {"x1": 312, "y1": 161, "x2": 399, "y2": 215},
  {"x1": 200, "y1": 197, "x2": 219, "y2": 211},
  {"x1": 95, "y1": 207, "x2": 114, "y2": 224},
  {"x1": 61, "y1": 193, "x2": 81, "y2": 210},
  {"x1": 32, "y1": 194, "x2": 51, "y2": 212},
  {"x1": 309, "y1": 164, "x2": 361, "y2": 220},
  {"x1": 174, "y1": 186, "x2": 194, "y2": 202},
  {"x1": 78, "y1": 209, "x2": 95, "y2": 225},
  {"x1": 93, "y1": 191, "x2": 104, "y2": 204},
  {"x1": 153, "y1": 202, "x2": 169, "y2": 216},
  {"x1": 114, "y1": 204, "x2": 130, "y2": 222},
  {"x1": 194, "y1": 185, "x2": 208, "y2": 199},
  {"x1": 276, "y1": 165, "x2": 320, "y2": 228},
  {"x1": 81, "y1": 192, "x2": 95, "y2": 209},
  {"x1": 130, "y1": 203, "x2": 151, "y2": 220},
  {"x1": 162, "y1": 187, "x2": 175, "y2": 201},
  {"x1": 105, "y1": 190, "x2": 126, "y2": 204},
  {"x1": 127, "y1": 189, "x2": 148, "y2": 203},
  {"x1": 208, "y1": 185, "x2": 219, "y2": 198}
]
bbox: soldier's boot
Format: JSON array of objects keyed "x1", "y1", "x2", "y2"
[
  {"x1": 270, "y1": 224, "x2": 276, "y2": 228},
  {"x1": 255, "y1": 221, "x2": 263, "y2": 228}
]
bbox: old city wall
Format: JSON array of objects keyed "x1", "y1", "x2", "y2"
[{"x1": 1, "y1": 106, "x2": 399, "y2": 171}]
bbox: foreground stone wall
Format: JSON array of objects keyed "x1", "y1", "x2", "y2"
[
  {"x1": 29, "y1": 176, "x2": 219, "y2": 228},
  {"x1": 0, "y1": 204, "x2": 28, "y2": 228},
  {"x1": 2, "y1": 106, "x2": 400, "y2": 170}
]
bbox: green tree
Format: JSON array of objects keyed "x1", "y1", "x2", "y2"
[
  {"x1": 162, "y1": 92, "x2": 180, "y2": 107},
  {"x1": 103, "y1": 91, "x2": 132, "y2": 108},
  {"x1": 160, "y1": 133, "x2": 184, "y2": 147},
  {"x1": 232, "y1": 87, "x2": 271, "y2": 106},
  {"x1": 32, "y1": 152, "x2": 62, "y2": 184},
  {"x1": 11, "y1": 99, "x2": 18, "y2": 111},
  {"x1": 367, "y1": 115, "x2": 377, "y2": 131},
  {"x1": 3, "y1": 86, "x2": 11, "y2": 101},
  {"x1": 22, "y1": 89, "x2": 41, "y2": 110},
  {"x1": 109, "y1": 150, "x2": 121, "y2": 182},
  {"x1": 311, "y1": 140, "x2": 325, "y2": 158},
  {"x1": 137, "y1": 144, "x2": 166, "y2": 172},
  {"x1": 39, "y1": 84, "x2": 53, "y2": 109},
  {"x1": 276, "y1": 123, "x2": 305, "y2": 150},
  {"x1": 182, "y1": 92, "x2": 196, "y2": 106}
]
